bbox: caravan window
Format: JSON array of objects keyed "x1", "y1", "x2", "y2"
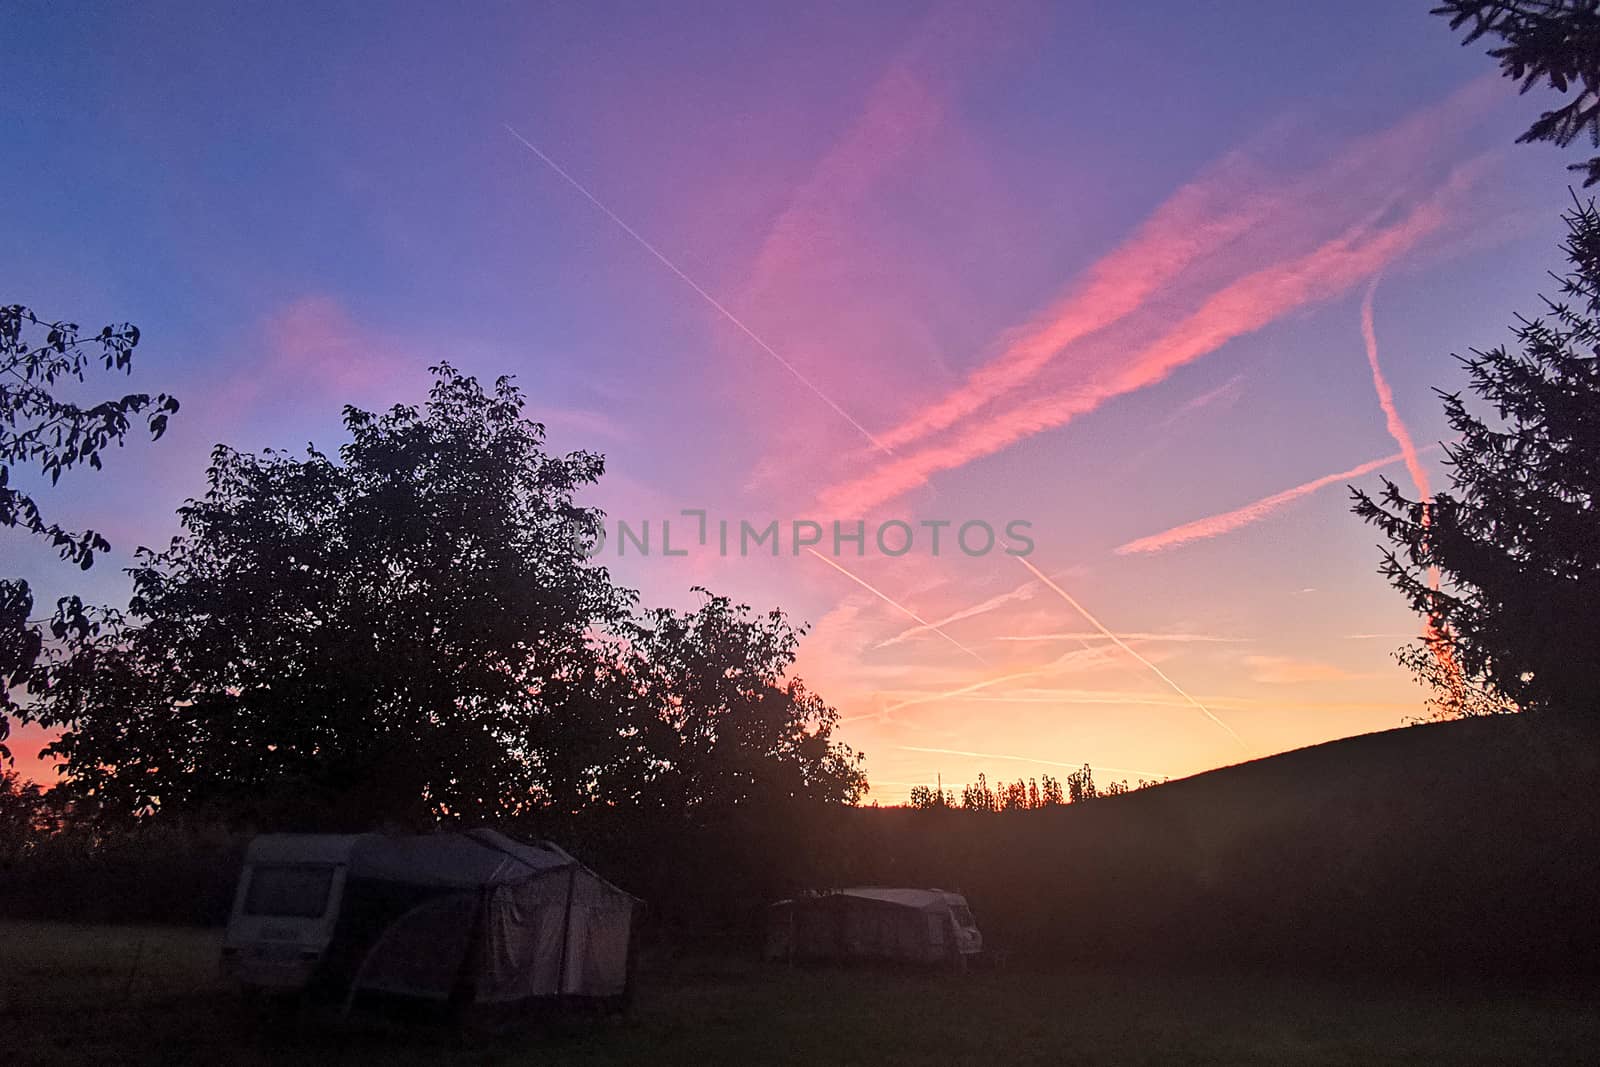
[{"x1": 244, "y1": 864, "x2": 336, "y2": 918}]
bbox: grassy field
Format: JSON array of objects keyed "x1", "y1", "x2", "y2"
[{"x1": 3, "y1": 921, "x2": 1598, "y2": 1065}]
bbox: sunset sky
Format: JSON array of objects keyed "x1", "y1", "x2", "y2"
[{"x1": 3, "y1": 1, "x2": 1576, "y2": 800}]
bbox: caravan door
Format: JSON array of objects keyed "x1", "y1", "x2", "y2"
[{"x1": 222, "y1": 835, "x2": 360, "y2": 990}]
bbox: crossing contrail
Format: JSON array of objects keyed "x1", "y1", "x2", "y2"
[
  {"x1": 506, "y1": 121, "x2": 1231, "y2": 763},
  {"x1": 1360, "y1": 275, "x2": 1464, "y2": 702},
  {"x1": 805, "y1": 548, "x2": 985, "y2": 664},
  {"x1": 504, "y1": 125, "x2": 892, "y2": 454},
  {"x1": 1014, "y1": 556, "x2": 1246, "y2": 747},
  {"x1": 1360, "y1": 276, "x2": 1432, "y2": 499},
  {"x1": 1115, "y1": 450, "x2": 1406, "y2": 555},
  {"x1": 882, "y1": 669, "x2": 1048, "y2": 714}
]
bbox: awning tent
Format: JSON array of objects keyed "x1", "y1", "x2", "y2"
[
  {"x1": 764, "y1": 887, "x2": 977, "y2": 965},
  {"x1": 257, "y1": 829, "x2": 639, "y2": 1010}
]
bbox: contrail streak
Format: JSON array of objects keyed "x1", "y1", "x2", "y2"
[
  {"x1": 897, "y1": 745, "x2": 1169, "y2": 780},
  {"x1": 1115, "y1": 450, "x2": 1406, "y2": 555},
  {"x1": 1360, "y1": 275, "x2": 1464, "y2": 702},
  {"x1": 504, "y1": 125, "x2": 891, "y2": 454},
  {"x1": 882, "y1": 669, "x2": 1046, "y2": 713},
  {"x1": 844, "y1": 641, "x2": 1131, "y2": 723},
  {"x1": 994, "y1": 631, "x2": 1246, "y2": 644},
  {"x1": 805, "y1": 548, "x2": 985, "y2": 663},
  {"x1": 1014, "y1": 556, "x2": 1247, "y2": 747},
  {"x1": 508, "y1": 122, "x2": 1225, "y2": 769},
  {"x1": 875, "y1": 577, "x2": 1038, "y2": 648},
  {"x1": 1360, "y1": 276, "x2": 1431, "y2": 497},
  {"x1": 836, "y1": 669, "x2": 1044, "y2": 725}
]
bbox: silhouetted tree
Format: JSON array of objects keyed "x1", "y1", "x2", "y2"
[
  {"x1": 1433, "y1": 1, "x2": 1600, "y2": 186},
  {"x1": 1039, "y1": 774, "x2": 1065, "y2": 806},
  {"x1": 1066, "y1": 764, "x2": 1098, "y2": 802},
  {"x1": 20, "y1": 365, "x2": 866, "y2": 832},
  {"x1": 922, "y1": 768, "x2": 1160, "y2": 812},
  {"x1": 1, "y1": 305, "x2": 178, "y2": 762},
  {"x1": 24, "y1": 365, "x2": 626, "y2": 825},
  {"x1": 1353, "y1": 198, "x2": 1600, "y2": 717},
  {"x1": 0, "y1": 766, "x2": 51, "y2": 867},
  {"x1": 962, "y1": 773, "x2": 998, "y2": 812},
  {"x1": 612, "y1": 591, "x2": 866, "y2": 813}
]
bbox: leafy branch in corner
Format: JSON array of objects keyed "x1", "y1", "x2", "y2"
[{"x1": 1, "y1": 304, "x2": 179, "y2": 761}]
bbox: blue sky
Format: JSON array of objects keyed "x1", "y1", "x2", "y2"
[{"x1": 2, "y1": 1, "x2": 1580, "y2": 796}]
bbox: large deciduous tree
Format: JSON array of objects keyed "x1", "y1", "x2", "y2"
[
  {"x1": 0, "y1": 765, "x2": 52, "y2": 867},
  {"x1": 1, "y1": 304, "x2": 179, "y2": 762},
  {"x1": 576, "y1": 591, "x2": 865, "y2": 923},
  {"x1": 24, "y1": 364, "x2": 865, "y2": 829},
  {"x1": 29, "y1": 365, "x2": 623, "y2": 826},
  {"x1": 1352, "y1": 197, "x2": 1600, "y2": 717},
  {"x1": 616, "y1": 592, "x2": 866, "y2": 812}
]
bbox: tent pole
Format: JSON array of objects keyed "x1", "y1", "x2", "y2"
[
  {"x1": 555, "y1": 865, "x2": 577, "y2": 999},
  {"x1": 448, "y1": 887, "x2": 491, "y2": 1020},
  {"x1": 341, "y1": 898, "x2": 434, "y2": 1019},
  {"x1": 619, "y1": 897, "x2": 642, "y2": 1015}
]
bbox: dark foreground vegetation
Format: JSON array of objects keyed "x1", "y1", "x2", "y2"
[
  {"x1": 5, "y1": 920, "x2": 1598, "y2": 1067},
  {"x1": 868, "y1": 714, "x2": 1600, "y2": 976},
  {"x1": 7, "y1": 714, "x2": 1600, "y2": 979}
]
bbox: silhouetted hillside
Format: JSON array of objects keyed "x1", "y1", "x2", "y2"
[{"x1": 826, "y1": 715, "x2": 1600, "y2": 975}]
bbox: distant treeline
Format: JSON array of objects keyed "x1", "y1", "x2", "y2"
[{"x1": 905, "y1": 767, "x2": 1166, "y2": 811}]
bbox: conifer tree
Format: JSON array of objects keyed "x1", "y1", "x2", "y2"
[
  {"x1": 1434, "y1": 1, "x2": 1600, "y2": 186},
  {"x1": 1353, "y1": 197, "x2": 1600, "y2": 716}
]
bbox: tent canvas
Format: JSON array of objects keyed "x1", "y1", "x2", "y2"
[
  {"x1": 764, "y1": 887, "x2": 983, "y2": 965},
  {"x1": 223, "y1": 829, "x2": 640, "y2": 1013}
]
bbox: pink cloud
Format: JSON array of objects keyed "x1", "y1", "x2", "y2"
[
  {"x1": 866, "y1": 77, "x2": 1504, "y2": 458},
  {"x1": 261, "y1": 295, "x2": 424, "y2": 400},
  {"x1": 719, "y1": 6, "x2": 1036, "y2": 495},
  {"x1": 195, "y1": 295, "x2": 431, "y2": 428},
  {"x1": 873, "y1": 150, "x2": 1278, "y2": 452},
  {"x1": 819, "y1": 164, "x2": 1478, "y2": 516},
  {"x1": 741, "y1": 64, "x2": 947, "y2": 304}
]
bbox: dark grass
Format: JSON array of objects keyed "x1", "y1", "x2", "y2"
[{"x1": 5, "y1": 921, "x2": 1599, "y2": 1065}]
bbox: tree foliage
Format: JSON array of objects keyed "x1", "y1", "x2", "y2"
[
  {"x1": 1353, "y1": 196, "x2": 1600, "y2": 716},
  {"x1": 1434, "y1": 1, "x2": 1600, "y2": 186},
  {"x1": 615, "y1": 593, "x2": 866, "y2": 813},
  {"x1": 0, "y1": 765, "x2": 52, "y2": 867},
  {"x1": 911, "y1": 769, "x2": 1161, "y2": 811},
  {"x1": 20, "y1": 365, "x2": 863, "y2": 830},
  {"x1": 1, "y1": 304, "x2": 178, "y2": 761}
]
